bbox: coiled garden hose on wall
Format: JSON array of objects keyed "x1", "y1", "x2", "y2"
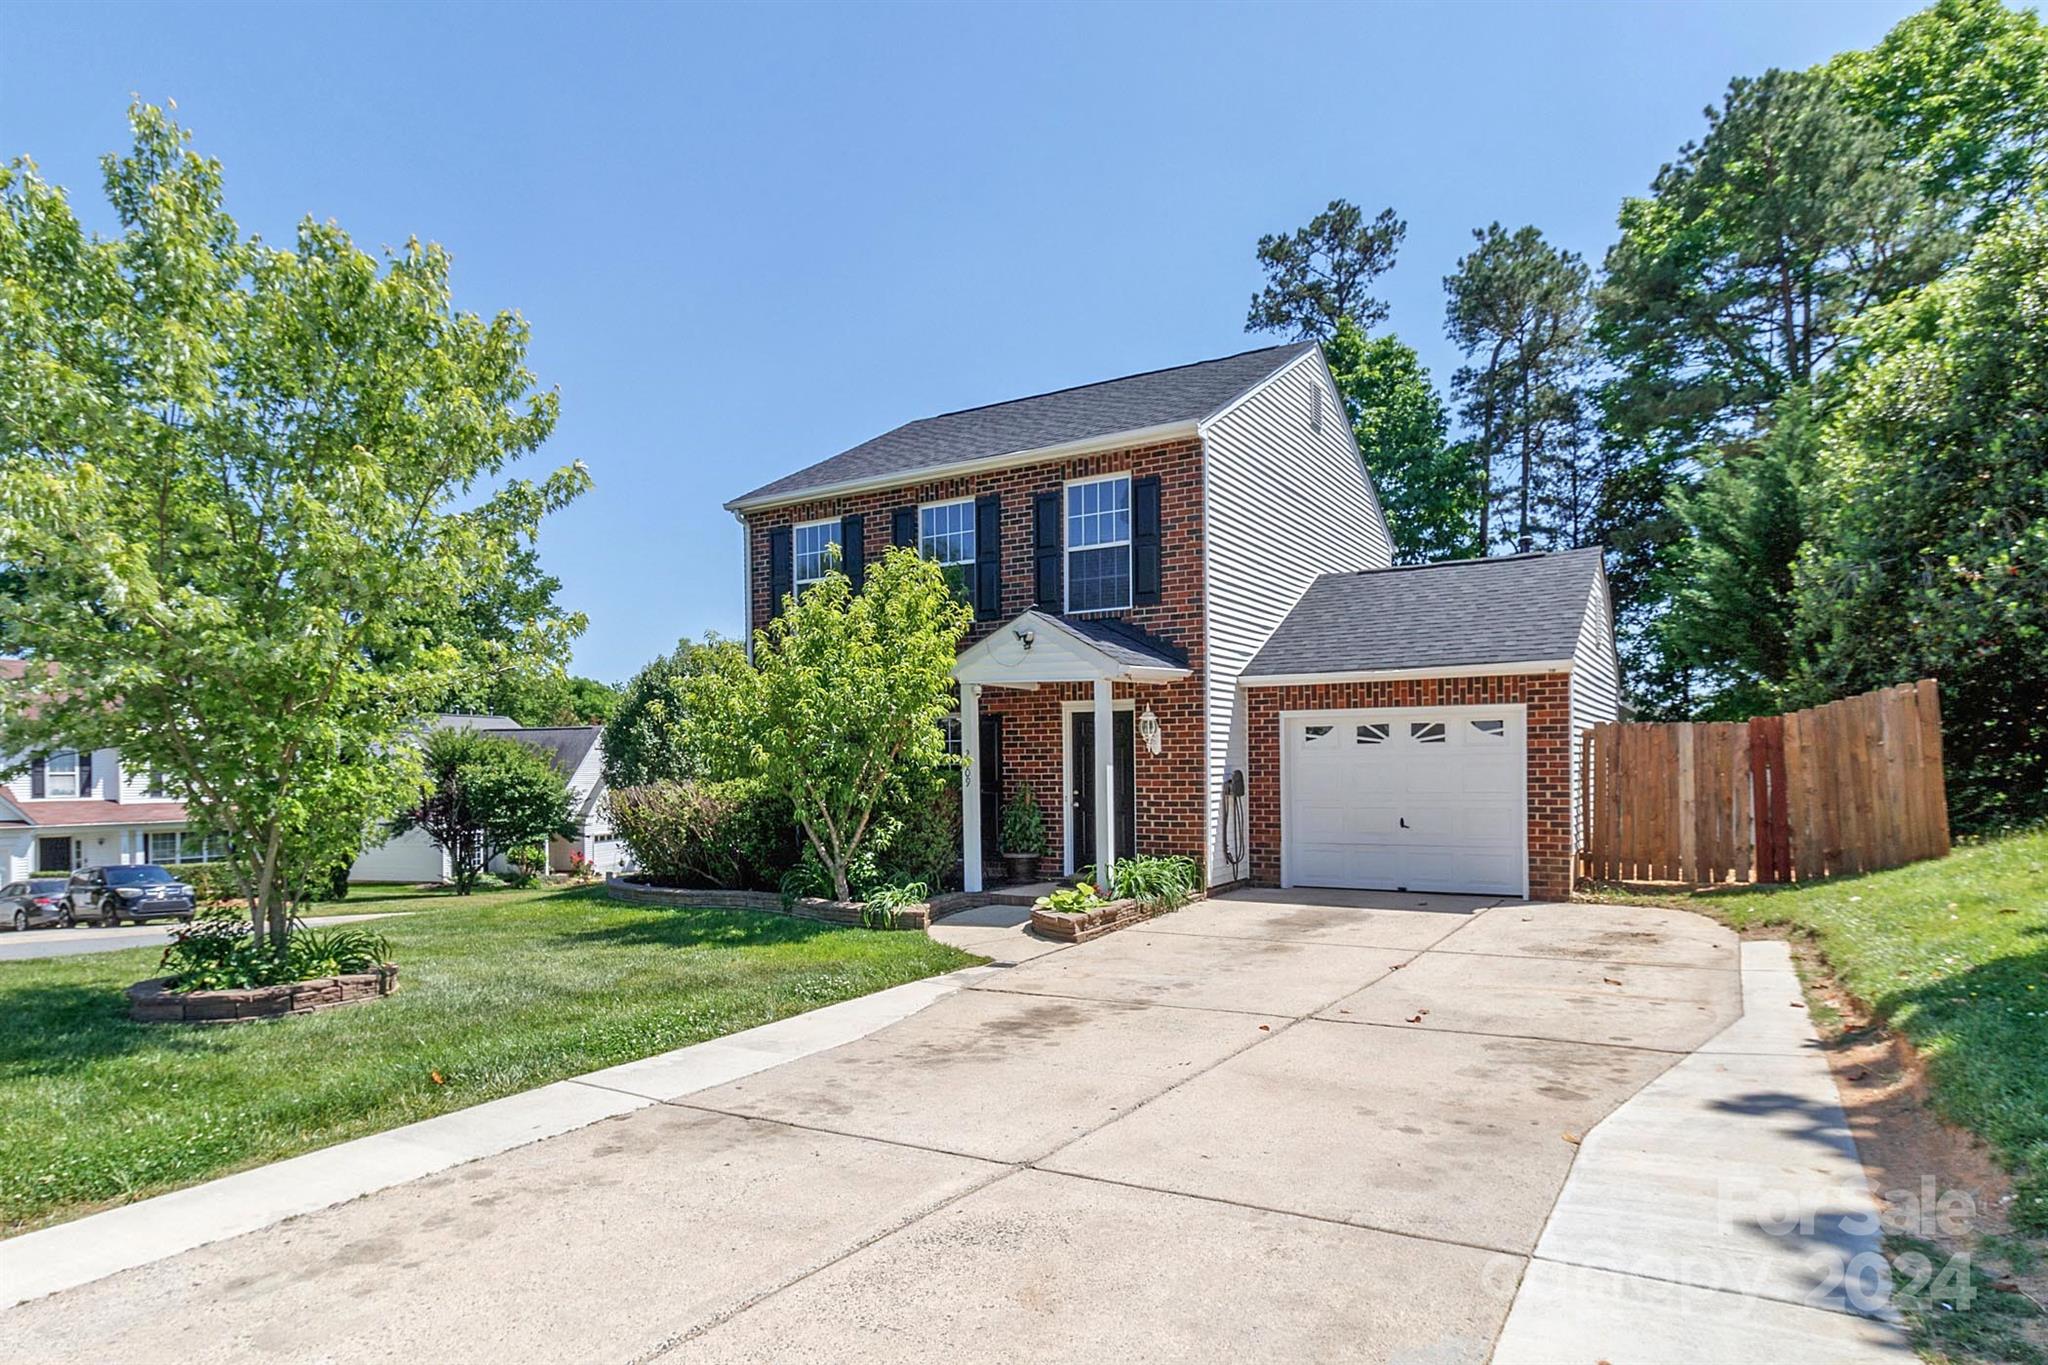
[{"x1": 1220, "y1": 768, "x2": 1247, "y2": 879}]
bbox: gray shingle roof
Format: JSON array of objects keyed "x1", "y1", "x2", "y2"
[
  {"x1": 729, "y1": 343, "x2": 1317, "y2": 508},
  {"x1": 1245, "y1": 549, "x2": 1607, "y2": 678},
  {"x1": 496, "y1": 726, "x2": 601, "y2": 778},
  {"x1": 1036, "y1": 613, "x2": 1190, "y2": 671}
]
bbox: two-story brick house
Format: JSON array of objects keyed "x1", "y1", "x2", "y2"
[{"x1": 726, "y1": 343, "x2": 1621, "y2": 900}]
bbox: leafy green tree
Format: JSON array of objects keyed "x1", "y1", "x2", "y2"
[
  {"x1": 1445, "y1": 223, "x2": 1593, "y2": 552},
  {"x1": 1323, "y1": 319, "x2": 1478, "y2": 562},
  {"x1": 683, "y1": 548, "x2": 969, "y2": 901},
  {"x1": 1598, "y1": 68, "x2": 1941, "y2": 457},
  {"x1": 395, "y1": 729, "x2": 574, "y2": 894},
  {"x1": 1246, "y1": 199, "x2": 1406, "y2": 341},
  {"x1": 602, "y1": 635, "x2": 742, "y2": 788},
  {"x1": 1658, "y1": 393, "x2": 1819, "y2": 717},
  {"x1": 1593, "y1": 67, "x2": 1945, "y2": 715},
  {"x1": 0, "y1": 104, "x2": 585, "y2": 943},
  {"x1": 1832, "y1": 0, "x2": 2048, "y2": 225},
  {"x1": 1795, "y1": 203, "x2": 2048, "y2": 831}
]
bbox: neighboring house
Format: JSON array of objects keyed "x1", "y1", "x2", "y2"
[
  {"x1": 726, "y1": 342, "x2": 1622, "y2": 900},
  {"x1": 0, "y1": 660, "x2": 215, "y2": 882},
  {"x1": 348, "y1": 714, "x2": 624, "y2": 883}
]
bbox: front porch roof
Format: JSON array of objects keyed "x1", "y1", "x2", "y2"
[{"x1": 953, "y1": 610, "x2": 1191, "y2": 688}]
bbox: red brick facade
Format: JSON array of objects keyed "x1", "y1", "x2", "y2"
[
  {"x1": 1244, "y1": 673, "x2": 1576, "y2": 900},
  {"x1": 740, "y1": 437, "x2": 1211, "y2": 876}
]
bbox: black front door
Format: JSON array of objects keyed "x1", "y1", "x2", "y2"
[
  {"x1": 978, "y1": 713, "x2": 1003, "y2": 873},
  {"x1": 36, "y1": 836, "x2": 72, "y2": 874},
  {"x1": 1070, "y1": 709, "x2": 1135, "y2": 874}
]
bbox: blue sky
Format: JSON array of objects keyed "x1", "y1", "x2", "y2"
[{"x1": 3, "y1": 0, "x2": 1923, "y2": 682}]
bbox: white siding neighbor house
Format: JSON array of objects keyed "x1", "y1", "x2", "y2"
[
  {"x1": 348, "y1": 715, "x2": 624, "y2": 883},
  {"x1": 0, "y1": 663, "x2": 212, "y2": 882}
]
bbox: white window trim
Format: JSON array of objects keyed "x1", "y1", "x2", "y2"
[
  {"x1": 44, "y1": 748, "x2": 79, "y2": 799},
  {"x1": 791, "y1": 517, "x2": 842, "y2": 595},
  {"x1": 918, "y1": 496, "x2": 977, "y2": 568},
  {"x1": 148, "y1": 830, "x2": 226, "y2": 865},
  {"x1": 1062, "y1": 473, "x2": 1133, "y2": 615}
]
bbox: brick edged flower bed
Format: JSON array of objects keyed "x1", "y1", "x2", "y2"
[
  {"x1": 1029, "y1": 898, "x2": 1148, "y2": 942},
  {"x1": 127, "y1": 965, "x2": 399, "y2": 1024},
  {"x1": 604, "y1": 878, "x2": 933, "y2": 930},
  {"x1": 1029, "y1": 889, "x2": 1209, "y2": 943}
]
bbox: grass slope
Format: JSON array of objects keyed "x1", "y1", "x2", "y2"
[
  {"x1": 0, "y1": 884, "x2": 977, "y2": 1236},
  {"x1": 1597, "y1": 827, "x2": 2048, "y2": 1232}
]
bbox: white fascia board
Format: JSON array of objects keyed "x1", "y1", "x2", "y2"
[
  {"x1": 724, "y1": 419, "x2": 1200, "y2": 514},
  {"x1": 1239, "y1": 659, "x2": 1575, "y2": 688}
]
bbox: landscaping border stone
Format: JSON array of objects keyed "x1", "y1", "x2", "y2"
[
  {"x1": 1027, "y1": 898, "x2": 1149, "y2": 942},
  {"x1": 126, "y1": 966, "x2": 399, "y2": 1024},
  {"x1": 604, "y1": 878, "x2": 932, "y2": 930}
]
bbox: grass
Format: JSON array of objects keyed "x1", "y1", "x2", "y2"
[
  {"x1": 1585, "y1": 826, "x2": 2048, "y2": 1233},
  {"x1": 0, "y1": 883, "x2": 979, "y2": 1236}
]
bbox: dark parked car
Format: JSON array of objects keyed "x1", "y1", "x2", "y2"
[
  {"x1": 64, "y1": 864, "x2": 197, "y2": 926},
  {"x1": 2, "y1": 878, "x2": 72, "y2": 931}
]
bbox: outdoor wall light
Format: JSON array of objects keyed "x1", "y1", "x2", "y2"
[
  {"x1": 1014, "y1": 628, "x2": 1035, "y2": 650},
  {"x1": 1138, "y1": 704, "x2": 1163, "y2": 756}
]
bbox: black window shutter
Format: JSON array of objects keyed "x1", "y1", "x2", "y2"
[
  {"x1": 30, "y1": 757, "x2": 44, "y2": 798},
  {"x1": 78, "y1": 751, "x2": 94, "y2": 796},
  {"x1": 766, "y1": 525, "x2": 793, "y2": 619},
  {"x1": 973, "y1": 494, "x2": 1001, "y2": 619},
  {"x1": 1132, "y1": 475, "x2": 1162, "y2": 607},
  {"x1": 891, "y1": 506, "x2": 917, "y2": 550},
  {"x1": 1033, "y1": 491, "x2": 1062, "y2": 611},
  {"x1": 840, "y1": 514, "x2": 866, "y2": 591}
]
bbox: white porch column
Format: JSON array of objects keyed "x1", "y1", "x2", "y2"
[
  {"x1": 1093, "y1": 678, "x2": 1116, "y2": 881},
  {"x1": 961, "y1": 684, "x2": 983, "y2": 894}
]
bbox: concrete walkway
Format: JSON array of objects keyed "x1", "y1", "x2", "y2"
[
  {"x1": 0, "y1": 912, "x2": 406, "y2": 962},
  {"x1": 0, "y1": 891, "x2": 1908, "y2": 1362},
  {"x1": 1493, "y1": 939, "x2": 1913, "y2": 1363}
]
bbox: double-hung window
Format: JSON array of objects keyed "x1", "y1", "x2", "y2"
[
  {"x1": 791, "y1": 519, "x2": 841, "y2": 597},
  {"x1": 44, "y1": 749, "x2": 78, "y2": 798},
  {"x1": 1065, "y1": 474, "x2": 1132, "y2": 613},
  {"x1": 147, "y1": 831, "x2": 228, "y2": 865},
  {"x1": 919, "y1": 498, "x2": 975, "y2": 596}
]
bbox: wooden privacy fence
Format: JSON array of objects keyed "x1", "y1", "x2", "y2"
[{"x1": 1580, "y1": 680, "x2": 1950, "y2": 885}]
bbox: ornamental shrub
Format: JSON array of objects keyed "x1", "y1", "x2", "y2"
[{"x1": 609, "y1": 778, "x2": 792, "y2": 890}]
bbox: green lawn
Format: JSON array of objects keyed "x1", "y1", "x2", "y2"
[
  {"x1": 0, "y1": 884, "x2": 979, "y2": 1236},
  {"x1": 1588, "y1": 826, "x2": 2048, "y2": 1234}
]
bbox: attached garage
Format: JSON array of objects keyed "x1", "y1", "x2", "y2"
[
  {"x1": 1241, "y1": 549, "x2": 1622, "y2": 901},
  {"x1": 1282, "y1": 705, "x2": 1527, "y2": 896}
]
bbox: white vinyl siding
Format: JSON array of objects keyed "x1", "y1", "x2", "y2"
[
  {"x1": 1567, "y1": 569, "x2": 1625, "y2": 859},
  {"x1": 1201, "y1": 352, "x2": 1393, "y2": 886},
  {"x1": 349, "y1": 826, "x2": 450, "y2": 883},
  {"x1": 1064, "y1": 474, "x2": 1132, "y2": 613}
]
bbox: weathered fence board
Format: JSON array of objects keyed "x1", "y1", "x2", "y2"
[{"x1": 1580, "y1": 681, "x2": 1949, "y2": 886}]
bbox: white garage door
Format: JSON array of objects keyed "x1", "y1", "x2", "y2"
[{"x1": 1282, "y1": 707, "x2": 1527, "y2": 897}]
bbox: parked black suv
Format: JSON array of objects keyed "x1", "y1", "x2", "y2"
[{"x1": 64, "y1": 865, "x2": 197, "y2": 926}]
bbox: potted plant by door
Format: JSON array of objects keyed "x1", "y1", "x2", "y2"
[{"x1": 999, "y1": 787, "x2": 1048, "y2": 884}]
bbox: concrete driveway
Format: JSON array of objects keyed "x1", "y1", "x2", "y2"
[{"x1": 1, "y1": 889, "x2": 1872, "y2": 1363}]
